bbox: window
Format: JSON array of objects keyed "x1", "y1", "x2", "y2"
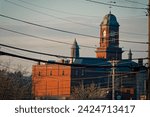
[
  {"x1": 62, "y1": 70, "x2": 65, "y2": 76},
  {"x1": 127, "y1": 90, "x2": 130, "y2": 94},
  {"x1": 81, "y1": 69, "x2": 85, "y2": 76},
  {"x1": 50, "y1": 71, "x2": 52, "y2": 76},
  {"x1": 102, "y1": 38, "x2": 104, "y2": 43},
  {"x1": 75, "y1": 70, "x2": 78, "y2": 76},
  {"x1": 38, "y1": 72, "x2": 41, "y2": 76}
]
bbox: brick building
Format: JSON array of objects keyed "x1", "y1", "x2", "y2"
[
  {"x1": 32, "y1": 64, "x2": 71, "y2": 99},
  {"x1": 32, "y1": 12, "x2": 147, "y2": 99}
]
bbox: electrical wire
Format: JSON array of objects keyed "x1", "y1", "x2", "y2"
[
  {"x1": 0, "y1": 43, "x2": 148, "y2": 64},
  {"x1": 33, "y1": 70, "x2": 141, "y2": 81},
  {"x1": 85, "y1": 0, "x2": 147, "y2": 9},
  {"x1": 0, "y1": 26, "x2": 147, "y2": 54},
  {"x1": 0, "y1": 43, "x2": 72, "y2": 59},
  {"x1": 15, "y1": 0, "x2": 100, "y2": 18},
  {"x1": 5, "y1": 0, "x2": 148, "y2": 37},
  {"x1": 0, "y1": 13, "x2": 99, "y2": 39},
  {"x1": 0, "y1": 27, "x2": 148, "y2": 59},
  {"x1": 120, "y1": 31, "x2": 148, "y2": 36},
  {"x1": 0, "y1": 27, "x2": 97, "y2": 50},
  {"x1": 1, "y1": 50, "x2": 147, "y2": 68},
  {"x1": 124, "y1": 0, "x2": 148, "y2": 6},
  {"x1": 5, "y1": 0, "x2": 97, "y2": 29},
  {"x1": 0, "y1": 14, "x2": 148, "y2": 44},
  {"x1": 123, "y1": 50, "x2": 148, "y2": 52}
]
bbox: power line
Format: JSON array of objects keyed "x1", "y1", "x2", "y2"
[
  {"x1": 2, "y1": 47, "x2": 25, "y2": 56},
  {"x1": 1, "y1": 49, "x2": 148, "y2": 68},
  {"x1": 124, "y1": 0, "x2": 148, "y2": 6},
  {"x1": 0, "y1": 27, "x2": 96, "y2": 49},
  {"x1": 32, "y1": 70, "x2": 142, "y2": 81},
  {"x1": 0, "y1": 43, "x2": 148, "y2": 62},
  {"x1": 5, "y1": 0, "x2": 148, "y2": 37},
  {"x1": 123, "y1": 50, "x2": 148, "y2": 52},
  {"x1": 0, "y1": 26, "x2": 148, "y2": 56},
  {"x1": 15, "y1": 0, "x2": 99, "y2": 18},
  {"x1": 0, "y1": 50, "x2": 134, "y2": 68},
  {"x1": 119, "y1": 40, "x2": 148, "y2": 44},
  {"x1": 0, "y1": 14, "x2": 148, "y2": 44},
  {"x1": 0, "y1": 43, "x2": 147, "y2": 67},
  {"x1": 85, "y1": 0, "x2": 147, "y2": 9},
  {"x1": 5, "y1": 0, "x2": 97, "y2": 29},
  {"x1": 0, "y1": 13, "x2": 99, "y2": 39},
  {"x1": 120, "y1": 31, "x2": 148, "y2": 36},
  {"x1": 0, "y1": 43, "x2": 146, "y2": 62},
  {"x1": 0, "y1": 50, "x2": 48, "y2": 63},
  {"x1": 0, "y1": 43, "x2": 72, "y2": 59},
  {"x1": 0, "y1": 26, "x2": 148, "y2": 52},
  {"x1": 15, "y1": 0, "x2": 144, "y2": 20}
]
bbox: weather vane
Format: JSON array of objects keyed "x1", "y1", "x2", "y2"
[{"x1": 109, "y1": 1, "x2": 116, "y2": 13}]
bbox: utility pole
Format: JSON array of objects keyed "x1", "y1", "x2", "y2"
[
  {"x1": 147, "y1": 0, "x2": 150, "y2": 100},
  {"x1": 112, "y1": 60, "x2": 115, "y2": 100}
]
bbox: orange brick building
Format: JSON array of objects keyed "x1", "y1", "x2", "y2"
[{"x1": 32, "y1": 64, "x2": 71, "y2": 98}]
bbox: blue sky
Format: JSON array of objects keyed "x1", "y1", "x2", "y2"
[{"x1": 0, "y1": 0, "x2": 148, "y2": 73}]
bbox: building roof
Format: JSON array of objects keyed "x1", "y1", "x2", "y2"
[
  {"x1": 101, "y1": 12, "x2": 119, "y2": 26},
  {"x1": 73, "y1": 57, "x2": 111, "y2": 71},
  {"x1": 73, "y1": 57, "x2": 139, "y2": 72},
  {"x1": 116, "y1": 60, "x2": 139, "y2": 72},
  {"x1": 73, "y1": 57, "x2": 111, "y2": 66}
]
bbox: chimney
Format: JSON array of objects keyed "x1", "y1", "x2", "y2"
[
  {"x1": 138, "y1": 59, "x2": 143, "y2": 67},
  {"x1": 128, "y1": 49, "x2": 132, "y2": 60}
]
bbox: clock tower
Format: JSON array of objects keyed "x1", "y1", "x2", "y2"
[{"x1": 96, "y1": 12, "x2": 123, "y2": 60}]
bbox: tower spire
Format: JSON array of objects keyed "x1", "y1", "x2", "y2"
[{"x1": 71, "y1": 39, "x2": 80, "y2": 63}]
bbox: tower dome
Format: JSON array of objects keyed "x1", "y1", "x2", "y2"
[{"x1": 101, "y1": 12, "x2": 119, "y2": 26}]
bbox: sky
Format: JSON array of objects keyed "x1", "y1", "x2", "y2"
[{"x1": 0, "y1": 0, "x2": 148, "y2": 74}]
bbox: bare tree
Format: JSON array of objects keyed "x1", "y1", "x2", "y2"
[
  {"x1": 0, "y1": 62, "x2": 32, "y2": 100},
  {"x1": 71, "y1": 83, "x2": 109, "y2": 100}
]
